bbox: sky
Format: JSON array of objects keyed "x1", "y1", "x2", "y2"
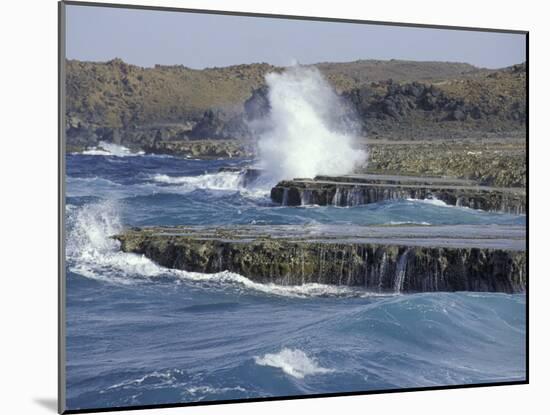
[{"x1": 65, "y1": 4, "x2": 526, "y2": 69}]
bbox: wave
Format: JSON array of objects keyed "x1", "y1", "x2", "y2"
[
  {"x1": 66, "y1": 200, "x2": 165, "y2": 285},
  {"x1": 174, "y1": 272, "x2": 391, "y2": 298},
  {"x1": 405, "y1": 197, "x2": 500, "y2": 213},
  {"x1": 152, "y1": 171, "x2": 243, "y2": 190},
  {"x1": 98, "y1": 367, "x2": 248, "y2": 403},
  {"x1": 257, "y1": 66, "x2": 366, "y2": 182},
  {"x1": 105, "y1": 369, "x2": 186, "y2": 391},
  {"x1": 66, "y1": 201, "x2": 393, "y2": 298},
  {"x1": 81, "y1": 141, "x2": 144, "y2": 157},
  {"x1": 254, "y1": 348, "x2": 334, "y2": 379},
  {"x1": 67, "y1": 176, "x2": 121, "y2": 184},
  {"x1": 151, "y1": 171, "x2": 269, "y2": 199},
  {"x1": 406, "y1": 197, "x2": 452, "y2": 208}
]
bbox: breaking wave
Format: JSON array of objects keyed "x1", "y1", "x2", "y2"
[
  {"x1": 257, "y1": 66, "x2": 366, "y2": 182},
  {"x1": 255, "y1": 348, "x2": 334, "y2": 379},
  {"x1": 406, "y1": 197, "x2": 452, "y2": 208},
  {"x1": 66, "y1": 201, "x2": 387, "y2": 298},
  {"x1": 151, "y1": 171, "x2": 269, "y2": 199},
  {"x1": 82, "y1": 141, "x2": 145, "y2": 157},
  {"x1": 152, "y1": 171, "x2": 244, "y2": 191}
]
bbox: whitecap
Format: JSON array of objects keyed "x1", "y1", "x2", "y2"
[
  {"x1": 406, "y1": 197, "x2": 450, "y2": 207},
  {"x1": 82, "y1": 141, "x2": 144, "y2": 157},
  {"x1": 151, "y1": 171, "x2": 269, "y2": 199},
  {"x1": 151, "y1": 171, "x2": 243, "y2": 190},
  {"x1": 254, "y1": 348, "x2": 334, "y2": 379}
]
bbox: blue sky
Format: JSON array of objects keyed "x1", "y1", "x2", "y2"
[{"x1": 66, "y1": 4, "x2": 526, "y2": 69}]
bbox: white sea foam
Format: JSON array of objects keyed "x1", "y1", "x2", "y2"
[
  {"x1": 406, "y1": 197, "x2": 451, "y2": 208},
  {"x1": 257, "y1": 66, "x2": 366, "y2": 182},
  {"x1": 104, "y1": 369, "x2": 185, "y2": 391},
  {"x1": 175, "y1": 272, "x2": 389, "y2": 298},
  {"x1": 104, "y1": 369, "x2": 246, "y2": 398},
  {"x1": 151, "y1": 172, "x2": 269, "y2": 199},
  {"x1": 406, "y1": 197, "x2": 488, "y2": 213},
  {"x1": 66, "y1": 201, "x2": 165, "y2": 285},
  {"x1": 186, "y1": 385, "x2": 247, "y2": 396},
  {"x1": 152, "y1": 171, "x2": 243, "y2": 191},
  {"x1": 388, "y1": 221, "x2": 431, "y2": 226},
  {"x1": 254, "y1": 348, "x2": 334, "y2": 379},
  {"x1": 82, "y1": 141, "x2": 144, "y2": 157},
  {"x1": 66, "y1": 200, "x2": 387, "y2": 298}
]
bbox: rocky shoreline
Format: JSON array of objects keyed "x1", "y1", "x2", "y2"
[
  {"x1": 115, "y1": 224, "x2": 526, "y2": 293},
  {"x1": 142, "y1": 140, "x2": 255, "y2": 159},
  {"x1": 270, "y1": 173, "x2": 526, "y2": 214},
  {"x1": 68, "y1": 136, "x2": 526, "y2": 190}
]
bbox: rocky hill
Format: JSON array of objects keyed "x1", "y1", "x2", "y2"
[
  {"x1": 343, "y1": 63, "x2": 526, "y2": 139},
  {"x1": 65, "y1": 58, "x2": 526, "y2": 149}
]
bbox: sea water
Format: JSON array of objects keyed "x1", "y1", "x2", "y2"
[{"x1": 65, "y1": 149, "x2": 526, "y2": 410}]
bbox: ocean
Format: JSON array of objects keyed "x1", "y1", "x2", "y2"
[{"x1": 64, "y1": 147, "x2": 526, "y2": 410}]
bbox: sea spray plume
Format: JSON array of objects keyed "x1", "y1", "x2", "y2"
[{"x1": 257, "y1": 66, "x2": 366, "y2": 182}]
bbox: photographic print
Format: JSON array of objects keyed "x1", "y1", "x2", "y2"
[{"x1": 60, "y1": 2, "x2": 527, "y2": 412}]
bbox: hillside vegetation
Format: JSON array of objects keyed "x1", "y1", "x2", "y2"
[{"x1": 66, "y1": 58, "x2": 525, "y2": 147}]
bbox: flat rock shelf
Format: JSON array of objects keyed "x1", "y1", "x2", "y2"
[
  {"x1": 270, "y1": 174, "x2": 526, "y2": 214},
  {"x1": 115, "y1": 224, "x2": 526, "y2": 293}
]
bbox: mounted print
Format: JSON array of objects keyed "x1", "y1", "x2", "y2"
[{"x1": 59, "y1": 1, "x2": 528, "y2": 413}]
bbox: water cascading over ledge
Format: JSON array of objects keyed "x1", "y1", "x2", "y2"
[
  {"x1": 270, "y1": 173, "x2": 526, "y2": 214},
  {"x1": 115, "y1": 224, "x2": 526, "y2": 293}
]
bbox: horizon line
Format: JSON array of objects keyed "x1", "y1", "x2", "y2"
[{"x1": 65, "y1": 56, "x2": 526, "y2": 72}]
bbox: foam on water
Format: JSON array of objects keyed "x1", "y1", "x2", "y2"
[
  {"x1": 66, "y1": 201, "x2": 164, "y2": 285},
  {"x1": 185, "y1": 386, "x2": 247, "y2": 396},
  {"x1": 152, "y1": 171, "x2": 243, "y2": 191},
  {"x1": 82, "y1": 141, "x2": 145, "y2": 157},
  {"x1": 406, "y1": 197, "x2": 452, "y2": 208},
  {"x1": 151, "y1": 171, "x2": 270, "y2": 199},
  {"x1": 254, "y1": 348, "x2": 334, "y2": 379},
  {"x1": 66, "y1": 200, "x2": 387, "y2": 298},
  {"x1": 105, "y1": 369, "x2": 186, "y2": 391}
]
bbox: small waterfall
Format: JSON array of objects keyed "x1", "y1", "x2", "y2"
[
  {"x1": 282, "y1": 188, "x2": 289, "y2": 206},
  {"x1": 394, "y1": 249, "x2": 411, "y2": 293},
  {"x1": 377, "y1": 252, "x2": 387, "y2": 292},
  {"x1": 217, "y1": 249, "x2": 224, "y2": 272},
  {"x1": 301, "y1": 189, "x2": 312, "y2": 205},
  {"x1": 345, "y1": 247, "x2": 355, "y2": 285},
  {"x1": 363, "y1": 249, "x2": 369, "y2": 288},
  {"x1": 300, "y1": 248, "x2": 305, "y2": 284},
  {"x1": 345, "y1": 188, "x2": 353, "y2": 206},
  {"x1": 332, "y1": 187, "x2": 342, "y2": 206},
  {"x1": 346, "y1": 186, "x2": 365, "y2": 206},
  {"x1": 338, "y1": 249, "x2": 346, "y2": 285},
  {"x1": 346, "y1": 247, "x2": 355, "y2": 287}
]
